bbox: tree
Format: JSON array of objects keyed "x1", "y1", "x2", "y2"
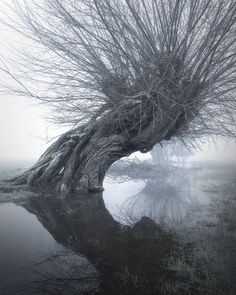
[
  {"x1": 1, "y1": 0, "x2": 236, "y2": 194},
  {"x1": 151, "y1": 142, "x2": 192, "y2": 166}
]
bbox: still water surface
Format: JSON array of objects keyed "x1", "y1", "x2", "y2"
[{"x1": 0, "y1": 162, "x2": 235, "y2": 294}]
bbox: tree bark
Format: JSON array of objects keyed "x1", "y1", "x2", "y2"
[
  {"x1": 10, "y1": 121, "x2": 136, "y2": 194},
  {"x1": 8, "y1": 105, "x2": 185, "y2": 194}
]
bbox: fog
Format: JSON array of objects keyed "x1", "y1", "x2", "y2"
[
  {"x1": 0, "y1": 94, "x2": 235, "y2": 162},
  {"x1": 0, "y1": 95, "x2": 68, "y2": 161},
  {"x1": 0, "y1": 1, "x2": 235, "y2": 163},
  {"x1": 0, "y1": 2, "x2": 235, "y2": 294}
]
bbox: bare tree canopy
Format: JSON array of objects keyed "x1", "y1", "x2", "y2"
[
  {"x1": 1, "y1": 0, "x2": 236, "y2": 193},
  {"x1": 2, "y1": 0, "x2": 236, "y2": 140}
]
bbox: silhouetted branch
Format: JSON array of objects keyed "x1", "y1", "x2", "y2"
[{"x1": 0, "y1": 0, "x2": 235, "y2": 144}]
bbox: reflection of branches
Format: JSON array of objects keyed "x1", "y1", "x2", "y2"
[
  {"x1": 106, "y1": 157, "x2": 193, "y2": 225},
  {"x1": 13, "y1": 250, "x2": 99, "y2": 295},
  {"x1": 21, "y1": 194, "x2": 178, "y2": 295},
  {"x1": 105, "y1": 173, "x2": 132, "y2": 184},
  {"x1": 119, "y1": 170, "x2": 191, "y2": 224}
]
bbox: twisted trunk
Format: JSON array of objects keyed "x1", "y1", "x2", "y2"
[
  {"x1": 9, "y1": 104, "x2": 185, "y2": 194},
  {"x1": 11, "y1": 124, "x2": 133, "y2": 194}
]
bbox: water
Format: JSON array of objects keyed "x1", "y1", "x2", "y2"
[
  {"x1": 0, "y1": 202, "x2": 97, "y2": 295},
  {"x1": 0, "y1": 162, "x2": 235, "y2": 294},
  {"x1": 103, "y1": 164, "x2": 225, "y2": 224},
  {"x1": 0, "y1": 203, "x2": 62, "y2": 266}
]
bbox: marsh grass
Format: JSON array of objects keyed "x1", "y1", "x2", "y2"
[
  {"x1": 0, "y1": 161, "x2": 40, "y2": 203},
  {"x1": 109, "y1": 162, "x2": 236, "y2": 294},
  {"x1": 163, "y1": 178, "x2": 236, "y2": 295}
]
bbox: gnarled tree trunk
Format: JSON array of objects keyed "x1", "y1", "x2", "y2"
[
  {"x1": 9, "y1": 103, "x2": 185, "y2": 194},
  {"x1": 10, "y1": 125, "x2": 132, "y2": 193}
]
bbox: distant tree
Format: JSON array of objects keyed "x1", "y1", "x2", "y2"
[
  {"x1": 150, "y1": 145, "x2": 171, "y2": 166},
  {"x1": 151, "y1": 142, "x2": 192, "y2": 166},
  {"x1": 1, "y1": 0, "x2": 236, "y2": 194}
]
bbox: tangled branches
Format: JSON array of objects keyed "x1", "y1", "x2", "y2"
[{"x1": 1, "y1": 0, "x2": 236, "y2": 145}]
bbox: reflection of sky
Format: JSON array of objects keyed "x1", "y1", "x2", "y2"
[
  {"x1": 104, "y1": 164, "x2": 234, "y2": 224},
  {"x1": 0, "y1": 202, "x2": 93, "y2": 293},
  {"x1": 0, "y1": 203, "x2": 64, "y2": 284},
  {"x1": 0, "y1": 203, "x2": 62, "y2": 260},
  {"x1": 103, "y1": 177, "x2": 193, "y2": 224},
  {"x1": 103, "y1": 179, "x2": 145, "y2": 213}
]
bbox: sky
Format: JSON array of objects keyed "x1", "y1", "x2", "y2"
[
  {"x1": 0, "y1": 0, "x2": 67, "y2": 161},
  {"x1": 0, "y1": 95, "x2": 68, "y2": 161},
  {"x1": 0, "y1": 1, "x2": 235, "y2": 163}
]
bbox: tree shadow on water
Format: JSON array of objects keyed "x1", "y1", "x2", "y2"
[{"x1": 17, "y1": 193, "x2": 178, "y2": 295}]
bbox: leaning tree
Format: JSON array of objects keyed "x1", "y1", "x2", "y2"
[{"x1": 1, "y1": 0, "x2": 236, "y2": 194}]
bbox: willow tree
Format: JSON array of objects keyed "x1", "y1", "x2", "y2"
[{"x1": 2, "y1": 0, "x2": 236, "y2": 193}]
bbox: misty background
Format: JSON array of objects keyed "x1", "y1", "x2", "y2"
[{"x1": 0, "y1": 0, "x2": 235, "y2": 163}]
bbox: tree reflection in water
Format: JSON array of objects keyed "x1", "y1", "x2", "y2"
[
  {"x1": 109, "y1": 165, "x2": 193, "y2": 225},
  {"x1": 21, "y1": 193, "x2": 177, "y2": 295},
  {"x1": 122, "y1": 179, "x2": 191, "y2": 225}
]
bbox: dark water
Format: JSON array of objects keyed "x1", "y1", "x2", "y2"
[{"x1": 0, "y1": 162, "x2": 235, "y2": 294}]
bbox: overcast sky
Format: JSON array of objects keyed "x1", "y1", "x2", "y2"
[{"x1": 0, "y1": 1, "x2": 235, "y2": 163}]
